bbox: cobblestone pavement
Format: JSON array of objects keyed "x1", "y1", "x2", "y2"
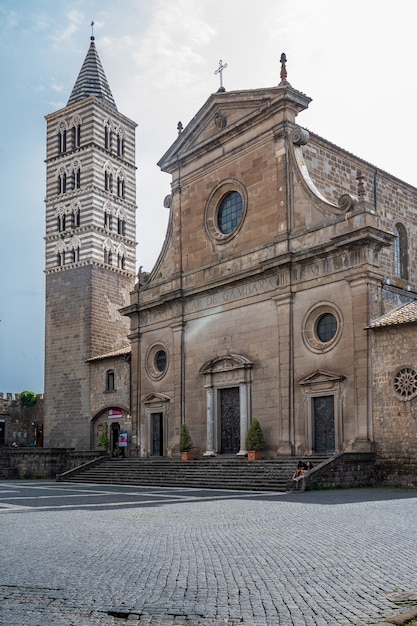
[{"x1": 1, "y1": 482, "x2": 417, "y2": 626}]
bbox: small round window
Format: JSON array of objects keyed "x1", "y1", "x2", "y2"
[
  {"x1": 146, "y1": 343, "x2": 169, "y2": 380},
  {"x1": 316, "y1": 313, "x2": 337, "y2": 343},
  {"x1": 393, "y1": 367, "x2": 417, "y2": 400},
  {"x1": 303, "y1": 303, "x2": 342, "y2": 353},
  {"x1": 205, "y1": 179, "x2": 247, "y2": 243},
  {"x1": 217, "y1": 191, "x2": 243, "y2": 235},
  {"x1": 155, "y1": 350, "x2": 167, "y2": 373}
]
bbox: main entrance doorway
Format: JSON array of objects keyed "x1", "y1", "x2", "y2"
[
  {"x1": 220, "y1": 387, "x2": 240, "y2": 454},
  {"x1": 313, "y1": 396, "x2": 335, "y2": 453},
  {"x1": 151, "y1": 412, "x2": 163, "y2": 456}
]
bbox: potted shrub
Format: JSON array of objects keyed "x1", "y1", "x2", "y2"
[
  {"x1": 245, "y1": 418, "x2": 265, "y2": 460},
  {"x1": 97, "y1": 424, "x2": 109, "y2": 453},
  {"x1": 179, "y1": 423, "x2": 194, "y2": 461}
]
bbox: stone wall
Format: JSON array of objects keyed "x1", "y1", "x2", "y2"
[
  {"x1": 304, "y1": 134, "x2": 417, "y2": 291},
  {"x1": 2, "y1": 448, "x2": 105, "y2": 479},
  {"x1": 292, "y1": 453, "x2": 377, "y2": 491},
  {"x1": 370, "y1": 323, "x2": 417, "y2": 487},
  {"x1": 0, "y1": 393, "x2": 44, "y2": 447}
]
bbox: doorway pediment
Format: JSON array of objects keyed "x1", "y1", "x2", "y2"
[
  {"x1": 143, "y1": 392, "x2": 172, "y2": 406},
  {"x1": 199, "y1": 353, "x2": 253, "y2": 375},
  {"x1": 299, "y1": 370, "x2": 345, "y2": 387}
]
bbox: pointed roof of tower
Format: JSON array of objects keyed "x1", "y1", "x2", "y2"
[{"x1": 67, "y1": 36, "x2": 117, "y2": 110}]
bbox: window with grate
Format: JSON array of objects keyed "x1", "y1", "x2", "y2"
[{"x1": 217, "y1": 191, "x2": 243, "y2": 235}]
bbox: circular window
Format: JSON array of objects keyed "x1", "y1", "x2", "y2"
[
  {"x1": 303, "y1": 303, "x2": 342, "y2": 353},
  {"x1": 205, "y1": 179, "x2": 247, "y2": 243},
  {"x1": 393, "y1": 367, "x2": 417, "y2": 400},
  {"x1": 217, "y1": 191, "x2": 243, "y2": 235},
  {"x1": 155, "y1": 350, "x2": 167, "y2": 373},
  {"x1": 146, "y1": 343, "x2": 169, "y2": 380},
  {"x1": 316, "y1": 313, "x2": 337, "y2": 343}
]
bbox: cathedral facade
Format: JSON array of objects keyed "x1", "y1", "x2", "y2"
[{"x1": 43, "y1": 42, "x2": 417, "y2": 483}]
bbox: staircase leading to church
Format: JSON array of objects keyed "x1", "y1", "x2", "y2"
[{"x1": 57, "y1": 455, "x2": 332, "y2": 492}]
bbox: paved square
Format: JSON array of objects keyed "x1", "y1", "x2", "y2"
[{"x1": 1, "y1": 482, "x2": 417, "y2": 625}]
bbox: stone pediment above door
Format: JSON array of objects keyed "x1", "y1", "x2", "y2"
[
  {"x1": 143, "y1": 393, "x2": 172, "y2": 406},
  {"x1": 199, "y1": 353, "x2": 253, "y2": 386},
  {"x1": 199, "y1": 353, "x2": 253, "y2": 375},
  {"x1": 299, "y1": 370, "x2": 346, "y2": 392}
]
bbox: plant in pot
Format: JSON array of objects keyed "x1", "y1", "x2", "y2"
[
  {"x1": 245, "y1": 418, "x2": 265, "y2": 461},
  {"x1": 179, "y1": 423, "x2": 194, "y2": 461}
]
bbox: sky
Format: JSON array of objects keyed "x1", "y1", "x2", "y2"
[{"x1": 0, "y1": 0, "x2": 416, "y2": 395}]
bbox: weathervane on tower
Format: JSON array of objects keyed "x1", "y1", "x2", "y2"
[
  {"x1": 91, "y1": 20, "x2": 95, "y2": 41},
  {"x1": 215, "y1": 59, "x2": 228, "y2": 92}
]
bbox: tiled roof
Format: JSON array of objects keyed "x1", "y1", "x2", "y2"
[
  {"x1": 86, "y1": 346, "x2": 131, "y2": 362},
  {"x1": 368, "y1": 300, "x2": 417, "y2": 329},
  {"x1": 67, "y1": 38, "x2": 117, "y2": 110}
]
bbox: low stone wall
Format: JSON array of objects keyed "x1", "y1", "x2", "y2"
[
  {"x1": 375, "y1": 456, "x2": 417, "y2": 488},
  {"x1": 292, "y1": 452, "x2": 377, "y2": 491},
  {"x1": 4, "y1": 449, "x2": 105, "y2": 479}
]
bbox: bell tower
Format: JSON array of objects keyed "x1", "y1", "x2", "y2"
[{"x1": 43, "y1": 35, "x2": 137, "y2": 449}]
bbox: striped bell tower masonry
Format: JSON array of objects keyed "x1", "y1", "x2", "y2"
[{"x1": 43, "y1": 35, "x2": 137, "y2": 449}]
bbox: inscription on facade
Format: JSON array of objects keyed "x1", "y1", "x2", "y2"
[{"x1": 188, "y1": 276, "x2": 277, "y2": 313}]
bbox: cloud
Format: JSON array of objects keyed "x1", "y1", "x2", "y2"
[{"x1": 51, "y1": 8, "x2": 84, "y2": 42}]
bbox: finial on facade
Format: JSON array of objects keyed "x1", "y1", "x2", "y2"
[
  {"x1": 136, "y1": 265, "x2": 143, "y2": 289},
  {"x1": 357, "y1": 170, "x2": 366, "y2": 198},
  {"x1": 177, "y1": 121, "x2": 183, "y2": 135},
  {"x1": 279, "y1": 52, "x2": 288, "y2": 86},
  {"x1": 215, "y1": 59, "x2": 228, "y2": 92},
  {"x1": 90, "y1": 20, "x2": 95, "y2": 41}
]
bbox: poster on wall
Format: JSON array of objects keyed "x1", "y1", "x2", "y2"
[
  {"x1": 118, "y1": 431, "x2": 128, "y2": 447},
  {"x1": 108, "y1": 408, "x2": 123, "y2": 418}
]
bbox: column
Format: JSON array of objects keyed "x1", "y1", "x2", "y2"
[
  {"x1": 237, "y1": 382, "x2": 249, "y2": 456},
  {"x1": 203, "y1": 387, "x2": 216, "y2": 456}
]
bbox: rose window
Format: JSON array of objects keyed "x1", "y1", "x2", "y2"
[{"x1": 393, "y1": 368, "x2": 417, "y2": 399}]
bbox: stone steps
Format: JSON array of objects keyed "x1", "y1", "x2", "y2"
[{"x1": 58, "y1": 455, "x2": 332, "y2": 492}]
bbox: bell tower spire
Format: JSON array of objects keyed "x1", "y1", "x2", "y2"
[{"x1": 67, "y1": 34, "x2": 117, "y2": 110}]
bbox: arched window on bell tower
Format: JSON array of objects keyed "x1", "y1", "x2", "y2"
[
  {"x1": 68, "y1": 235, "x2": 81, "y2": 263},
  {"x1": 103, "y1": 238, "x2": 114, "y2": 265},
  {"x1": 57, "y1": 213, "x2": 66, "y2": 232},
  {"x1": 116, "y1": 169, "x2": 125, "y2": 198},
  {"x1": 71, "y1": 115, "x2": 82, "y2": 149},
  {"x1": 104, "y1": 118, "x2": 113, "y2": 152},
  {"x1": 117, "y1": 207, "x2": 126, "y2": 236},
  {"x1": 55, "y1": 239, "x2": 66, "y2": 267},
  {"x1": 104, "y1": 201, "x2": 113, "y2": 230},
  {"x1": 58, "y1": 167, "x2": 67, "y2": 195},
  {"x1": 104, "y1": 162, "x2": 113, "y2": 193},
  {"x1": 116, "y1": 126, "x2": 125, "y2": 157},
  {"x1": 71, "y1": 200, "x2": 81, "y2": 227},
  {"x1": 56, "y1": 204, "x2": 67, "y2": 232},
  {"x1": 71, "y1": 159, "x2": 81, "y2": 190},
  {"x1": 58, "y1": 122, "x2": 67, "y2": 153},
  {"x1": 117, "y1": 243, "x2": 126, "y2": 269}
]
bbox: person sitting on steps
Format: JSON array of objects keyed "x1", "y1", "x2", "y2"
[
  {"x1": 304, "y1": 461, "x2": 313, "y2": 473},
  {"x1": 292, "y1": 460, "x2": 314, "y2": 479},
  {"x1": 292, "y1": 460, "x2": 305, "y2": 479}
]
